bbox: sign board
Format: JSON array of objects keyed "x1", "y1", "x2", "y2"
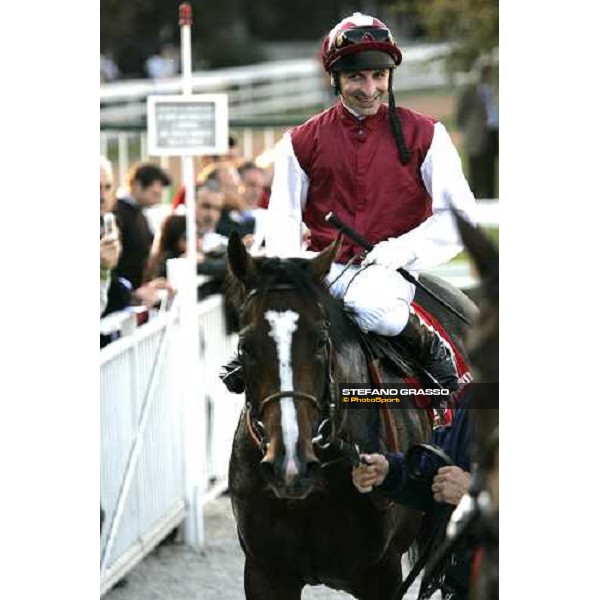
[{"x1": 147, "y1": 94, "x2": 229, "y2": 156}]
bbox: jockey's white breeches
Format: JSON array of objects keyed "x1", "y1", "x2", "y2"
[{"x1": 325, "y1": 262, "x2": 416, "y2": 336}]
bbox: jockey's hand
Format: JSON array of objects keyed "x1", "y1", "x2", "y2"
[
  {"x1": 352, "y1": 453, "x2": 389, "y2": 494},
  {"x1": 432, "y1": 466, "x2": 471, "y2": 505},
  {"x1": 363, "y1": 238, "x2": 415, "y2": 271}
]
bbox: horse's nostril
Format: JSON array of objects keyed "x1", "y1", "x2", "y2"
[
  {"x1": 260, "y1": 460, "x2": 275, "y2": 481},
  {"x1": 306, "y1": 460, "x2": 321, "y2": 477}
]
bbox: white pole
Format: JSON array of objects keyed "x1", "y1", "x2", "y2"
[
  {"x1": 264, "y1": 127, "x2": 275, "y2": 152},
  {"x1": 100, "y1": 131, "x2": 108, "y2": 158},
  {"x1": 243, "y1": 127, "x2": 253, "y2": 159},
  {"x1": 140, "y1": 132, "x2": 148, "y2": 161},
  {"x1": 118, "y1": 132, "x2": 129, "y2": 191},
  {"x1": 178, "y1": 2, "x2": 206, "y2": 552}
]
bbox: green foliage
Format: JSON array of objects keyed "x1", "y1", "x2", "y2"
[{"x1": 396, "y1": 0, "x2": 498, "y2": 71}]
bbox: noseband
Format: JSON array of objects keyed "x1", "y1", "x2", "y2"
[
  {"x1": 262, "y1": 390, "x2": 320, "y2": 413},
  {"x1": 240, "y1": 284, "x2": 339, "y2": 454}
]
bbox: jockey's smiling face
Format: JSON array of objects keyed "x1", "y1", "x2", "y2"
[{"x1": 338, "y1": 69, "x2": 390, "y2": 116}]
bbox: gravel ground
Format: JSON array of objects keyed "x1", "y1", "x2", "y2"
[{"x1": 104, "y1": 494, "x2": 434, "y2": 600}]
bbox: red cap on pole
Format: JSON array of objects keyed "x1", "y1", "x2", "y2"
[
  {"x1": 179, "y1": 3, "x2": 192, "y2": 26},
  {"x1": 172, "y1": 186, "x2": 187, "y2": 213}
]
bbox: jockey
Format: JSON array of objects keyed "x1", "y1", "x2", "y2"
[{"x1": 221, "y1": 12, "x2": 476, "y2": 394}]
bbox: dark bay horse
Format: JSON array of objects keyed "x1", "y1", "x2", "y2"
[
  {"x1": 226, "y1": 232, "x2": 477, "y2": 600},
  {"x1": 420, "y1": 213, "x2": 499, "y2": 600},
  {"x1": 455, "y1": 213, "x2": 499, "y2": 600}
]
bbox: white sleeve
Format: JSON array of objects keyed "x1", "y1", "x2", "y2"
[
  {"x1": 393, "y1": 121, "x2": 477, "y2": 271},
  {"x1": 265, "y1": 132, "x2": 310, "y2": 258}
]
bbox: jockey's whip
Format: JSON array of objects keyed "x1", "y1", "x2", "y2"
[{"x1": 324, "y1": 212, "x2": 472, "y2": 326}]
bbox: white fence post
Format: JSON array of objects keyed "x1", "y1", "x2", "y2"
[
  {"x1": 100, "y1": 132, "x2": 108, "y2": 159},
  {"x1": 118, "y1": 132, "x2": 129, "y2": 190},
  {"x1": 167, "y1": 258, "x2": 206, "y2": 550},
  {"x1": 263, "y1": 127, "x2": 275, "y2": 151},
  {"x1": 243, "y1": 127, "x2": 253, "y2": 159}
]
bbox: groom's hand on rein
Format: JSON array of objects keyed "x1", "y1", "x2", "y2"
[
  {"x1": 432, "y1": 466, "x2": 471, "y2": 505},
  {"x1": 352, "y1": 454, "x2": 389, "y2": 493}
]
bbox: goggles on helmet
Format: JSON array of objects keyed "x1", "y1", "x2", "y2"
[{"x1": 334, "y1": 26, "x2": 395, "y2": 49}]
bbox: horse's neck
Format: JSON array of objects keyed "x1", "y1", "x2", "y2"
[
  {"x1": 332, "y1": 342, "x2": 431, "y2": 455},
  {"x1": 333, "y1": 342, "x2": 370, "y2": 383}
]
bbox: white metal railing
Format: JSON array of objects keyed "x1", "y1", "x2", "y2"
[
  {"x1": 100, "y1": 275, "x2": 241, "y2": 595},
  {"x1": 196, "y1": 294, "x2": 244, "y2": 497},
  {"x1": 100, "y1": 307, "x2": 185, "y2": 594},
  {"x1": 100, "y1": 43, "x2": 454, "y2": 127}
]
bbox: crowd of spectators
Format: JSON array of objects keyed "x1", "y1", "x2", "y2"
[
  {"x1": 100, "y1": 138, "x2": 272, "y2": 347},
  {"x1": 100, "y1": 159, "x2": 176, "y2": 346}
]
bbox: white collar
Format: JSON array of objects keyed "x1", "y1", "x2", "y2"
[
  {"x1": 341, "y1": 100, "x2": 367, "y2": 120},
  {"x1": 119, "y1": 195, "x2": 139, "y2": 208}
]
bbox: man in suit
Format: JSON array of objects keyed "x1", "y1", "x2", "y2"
[{"x1": 456, "y1": 60, "x2": 499, "y2": 199}]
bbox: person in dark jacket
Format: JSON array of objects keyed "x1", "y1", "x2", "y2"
[
  {"x1": 455, "y1": 59, "x2": 499, "y2": 199},
  {"x1": 352, "y1": 396, "x2": 475, "y2": 599},
  {"x1": 353, "y1": 408, "x2": 472, "y2": 502},
  {"x1": 114, "y1": 162, "x2": 171, "y2": 290}
]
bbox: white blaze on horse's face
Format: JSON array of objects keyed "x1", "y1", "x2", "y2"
[{"x1": 265, "y1": 310, "x2": 300, "y2": 484}]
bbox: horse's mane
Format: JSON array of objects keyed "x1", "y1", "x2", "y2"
[{"x1": 225, "y1": 257, "x2": 354, "y2": 346}]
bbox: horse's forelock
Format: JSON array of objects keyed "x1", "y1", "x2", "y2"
[
  {"x1": 227, "y1": 256, "x2": 352, "y2": 345},
  {"x1": 230, "y1": 258, "x2": 322, "y2": 307}
]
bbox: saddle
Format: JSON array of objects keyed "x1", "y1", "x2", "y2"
[
  {"x1": 359, "y1": 329, "x2": 419, "y2": 379},
  {"x1": 359, "y1": 301, "x2": 471, "y2": 388},
  {"x1": 347, "y1": 301, "x2": 472, "y2": 455}
]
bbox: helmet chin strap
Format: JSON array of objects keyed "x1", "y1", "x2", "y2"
[
  {"x1": 387, "y1": 69, "x2": 410, "y2": 166},
  {"x1": 332, "y1": 72, "x2": 341, "y2": 96}
]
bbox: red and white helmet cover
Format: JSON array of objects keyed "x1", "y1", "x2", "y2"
[{"x1": 321, "y1": 12, "x2": 402, "y2": 72}]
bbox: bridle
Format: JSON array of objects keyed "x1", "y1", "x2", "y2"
[{"x1": 239, "y1": 284, "x2": 341, "y2": 456}]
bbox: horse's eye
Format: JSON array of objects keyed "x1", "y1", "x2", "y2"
[
  {"x1": 318, "y1": 336, "x2": 329, "y2": 349},
  {"x1": 238, "y1": 339, "x2": 251, "y2": 356}
]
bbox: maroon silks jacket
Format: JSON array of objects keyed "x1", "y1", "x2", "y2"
[{"x1": 291, "y1": 102, "x2": 436, "y2": 263}]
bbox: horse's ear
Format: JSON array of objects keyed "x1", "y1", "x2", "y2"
[
  {"x1": 227, "y1": 231, "x2": 255, "y2": 284},
  {"x1": 310, "y1": 234, "x2": 342, "y2": 281},
  {"x1": 453, "y1": 208, "x2": 498, "y2": 284}
]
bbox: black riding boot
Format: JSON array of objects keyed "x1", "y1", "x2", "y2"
[
  {"x1": 395, "y1": 312, "x2": 459, "y2": 391},
  {"x1": 220, "y1": 355, "x2": 245, "y2": 394}
]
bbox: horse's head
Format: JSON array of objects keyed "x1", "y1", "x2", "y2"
[
  {"x1": 454, "y1": 210, "x2": 499, "y2": 517},
  {"x1": 227, "y1": 233, "x2": 341, "y2": 499},
  {"x1": 453, "y1": 210, "x2": 499, "y2": 600}
]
